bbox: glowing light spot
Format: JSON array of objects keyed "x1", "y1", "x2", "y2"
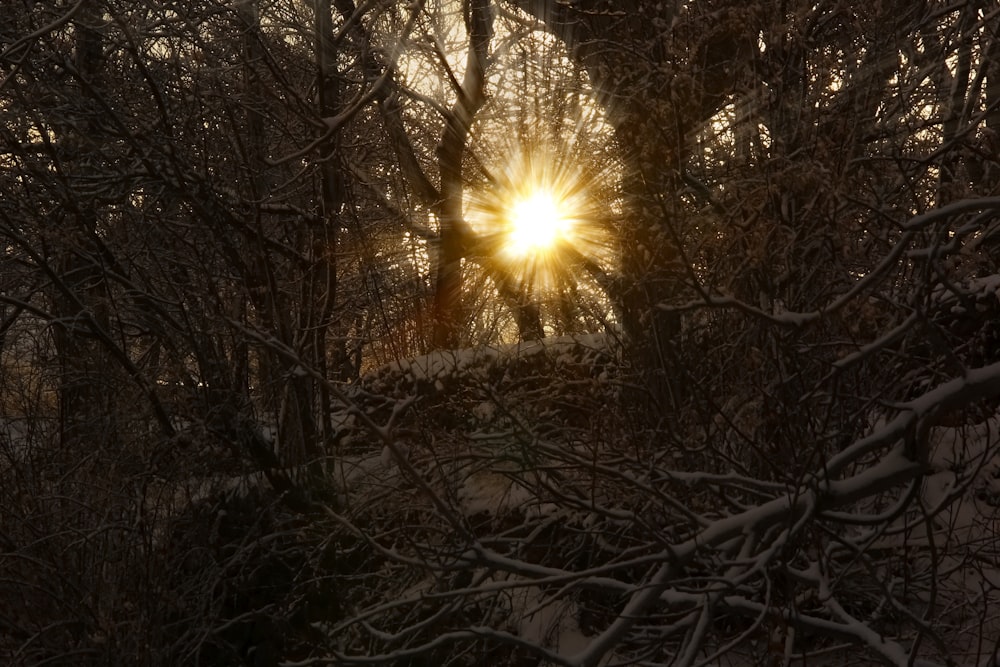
[
  {"x1": 464, "y1": 142, "x2": 617, "y2": 295},
  {"x1": 507, "y1": 191, "x2": 571, "y2": 255}
]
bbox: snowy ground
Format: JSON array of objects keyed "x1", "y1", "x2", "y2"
[{"x1": 6, "y1": 339, "x2": 1000, "y2": 665}]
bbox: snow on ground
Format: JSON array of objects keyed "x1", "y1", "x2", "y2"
[
  {"x1": 8, "y1": 332, "x2": 1000, "y2": 665},
  {"x1": 457, "y1": 467, "x2": 535, "y2": 518},
  {"x1": 0, "y1": 417, "x2": 30, "y2": 467},
  {"x1": 891, "y1": 411, "x2": 1000, "y2": 663},
  {"x1": 923, "y1": 412, "x2": 1000, "y2": 543},
  {"x1": 363, "y1": 332, "x2": 614, "y2": 395},
  {"x1": 507, "y1": 583, "x2": 592, "y2": 657}
]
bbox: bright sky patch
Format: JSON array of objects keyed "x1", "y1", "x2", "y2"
[{"x1": 507, "y1": 190, "x2": 571, "y2": 256}]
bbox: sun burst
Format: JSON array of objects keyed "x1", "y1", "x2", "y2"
[
  {"x1": 506, "y1": 190, "x2": 572, "y2": 256},
  {"x1": 464, "y1": 140, "x2": 616, "y2": 296}
]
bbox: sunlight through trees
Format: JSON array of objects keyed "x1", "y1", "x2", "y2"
[
  {"x1": 3, "y1": 1, "x2": 1000, "y2": 665},
  {"x1": 507, "y1": 190, "x2": 569, "y2": 253}
]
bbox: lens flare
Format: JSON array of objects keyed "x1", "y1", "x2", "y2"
[
  {"x1": 465, "y1": 142, "x2": 614, "y2": 294},
  {"x1": 507, "y1": 190, "x2": 572, "y2": 256}
]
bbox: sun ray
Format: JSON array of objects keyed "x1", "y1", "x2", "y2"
[
  {"x1": 507, "y1": 189, "x2": 572, "y2": 256},
  {"x1": 465, "y1": 140, "x2": 617, "y2": 295}
]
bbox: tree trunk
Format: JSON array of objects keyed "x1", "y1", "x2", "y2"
[
  {"x1": 52, "y1": 4, "x2": 118, "y2": 452},
  {"x1": 508, "y1": 0, "x2": 749, "y2": 408},
  {"x1": 431, "y1": 0, "x2": 494, "y2": 349}
]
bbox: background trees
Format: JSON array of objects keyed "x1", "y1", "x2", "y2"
[{"x1": 3, "y1": 0, "x2": 1000, "y2": 665}]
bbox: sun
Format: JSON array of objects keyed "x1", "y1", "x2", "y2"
[
  {"x1": 506, "y1": 190, "x2": 571, "y2": 256},
  {"x1": 464, "y1": 143, "x2": 615, "y2": 293}
]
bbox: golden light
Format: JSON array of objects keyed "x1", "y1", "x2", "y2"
[
  {"x1": 506, "y1": 189, "x2": 572, "y2": 256},
  {"x1": 464, "y1": 142, "x2": 616, "y2": 296},
  {"x1": 460, "y1": 132, "x2": 623, "y2": 341}
]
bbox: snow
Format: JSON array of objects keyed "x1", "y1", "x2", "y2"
[
  {"x1": 0, "y1": 417, "x2": 35, "y2": 465},
  {"x1": 457, "y1": 469, "x2": 534, "y2": 518},
  {"x1": 903, "y1": 361, "x2": 1000, "y2": 417},
  {"x1": 9, "y1": 320, "x2": 1000, "y2": 665},
  {"x1": 509, "y1": 585, "x2": 592, "y2": 658},
  {"x1": 366, "y1": 333, "x2": 613, "y2": 391},
  {"x1": 378, "y1": 441, "x2": 409, "y2": 468},
  {"x1": 932, "y1": 272, "x2": 1000, "y2": 305}
]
